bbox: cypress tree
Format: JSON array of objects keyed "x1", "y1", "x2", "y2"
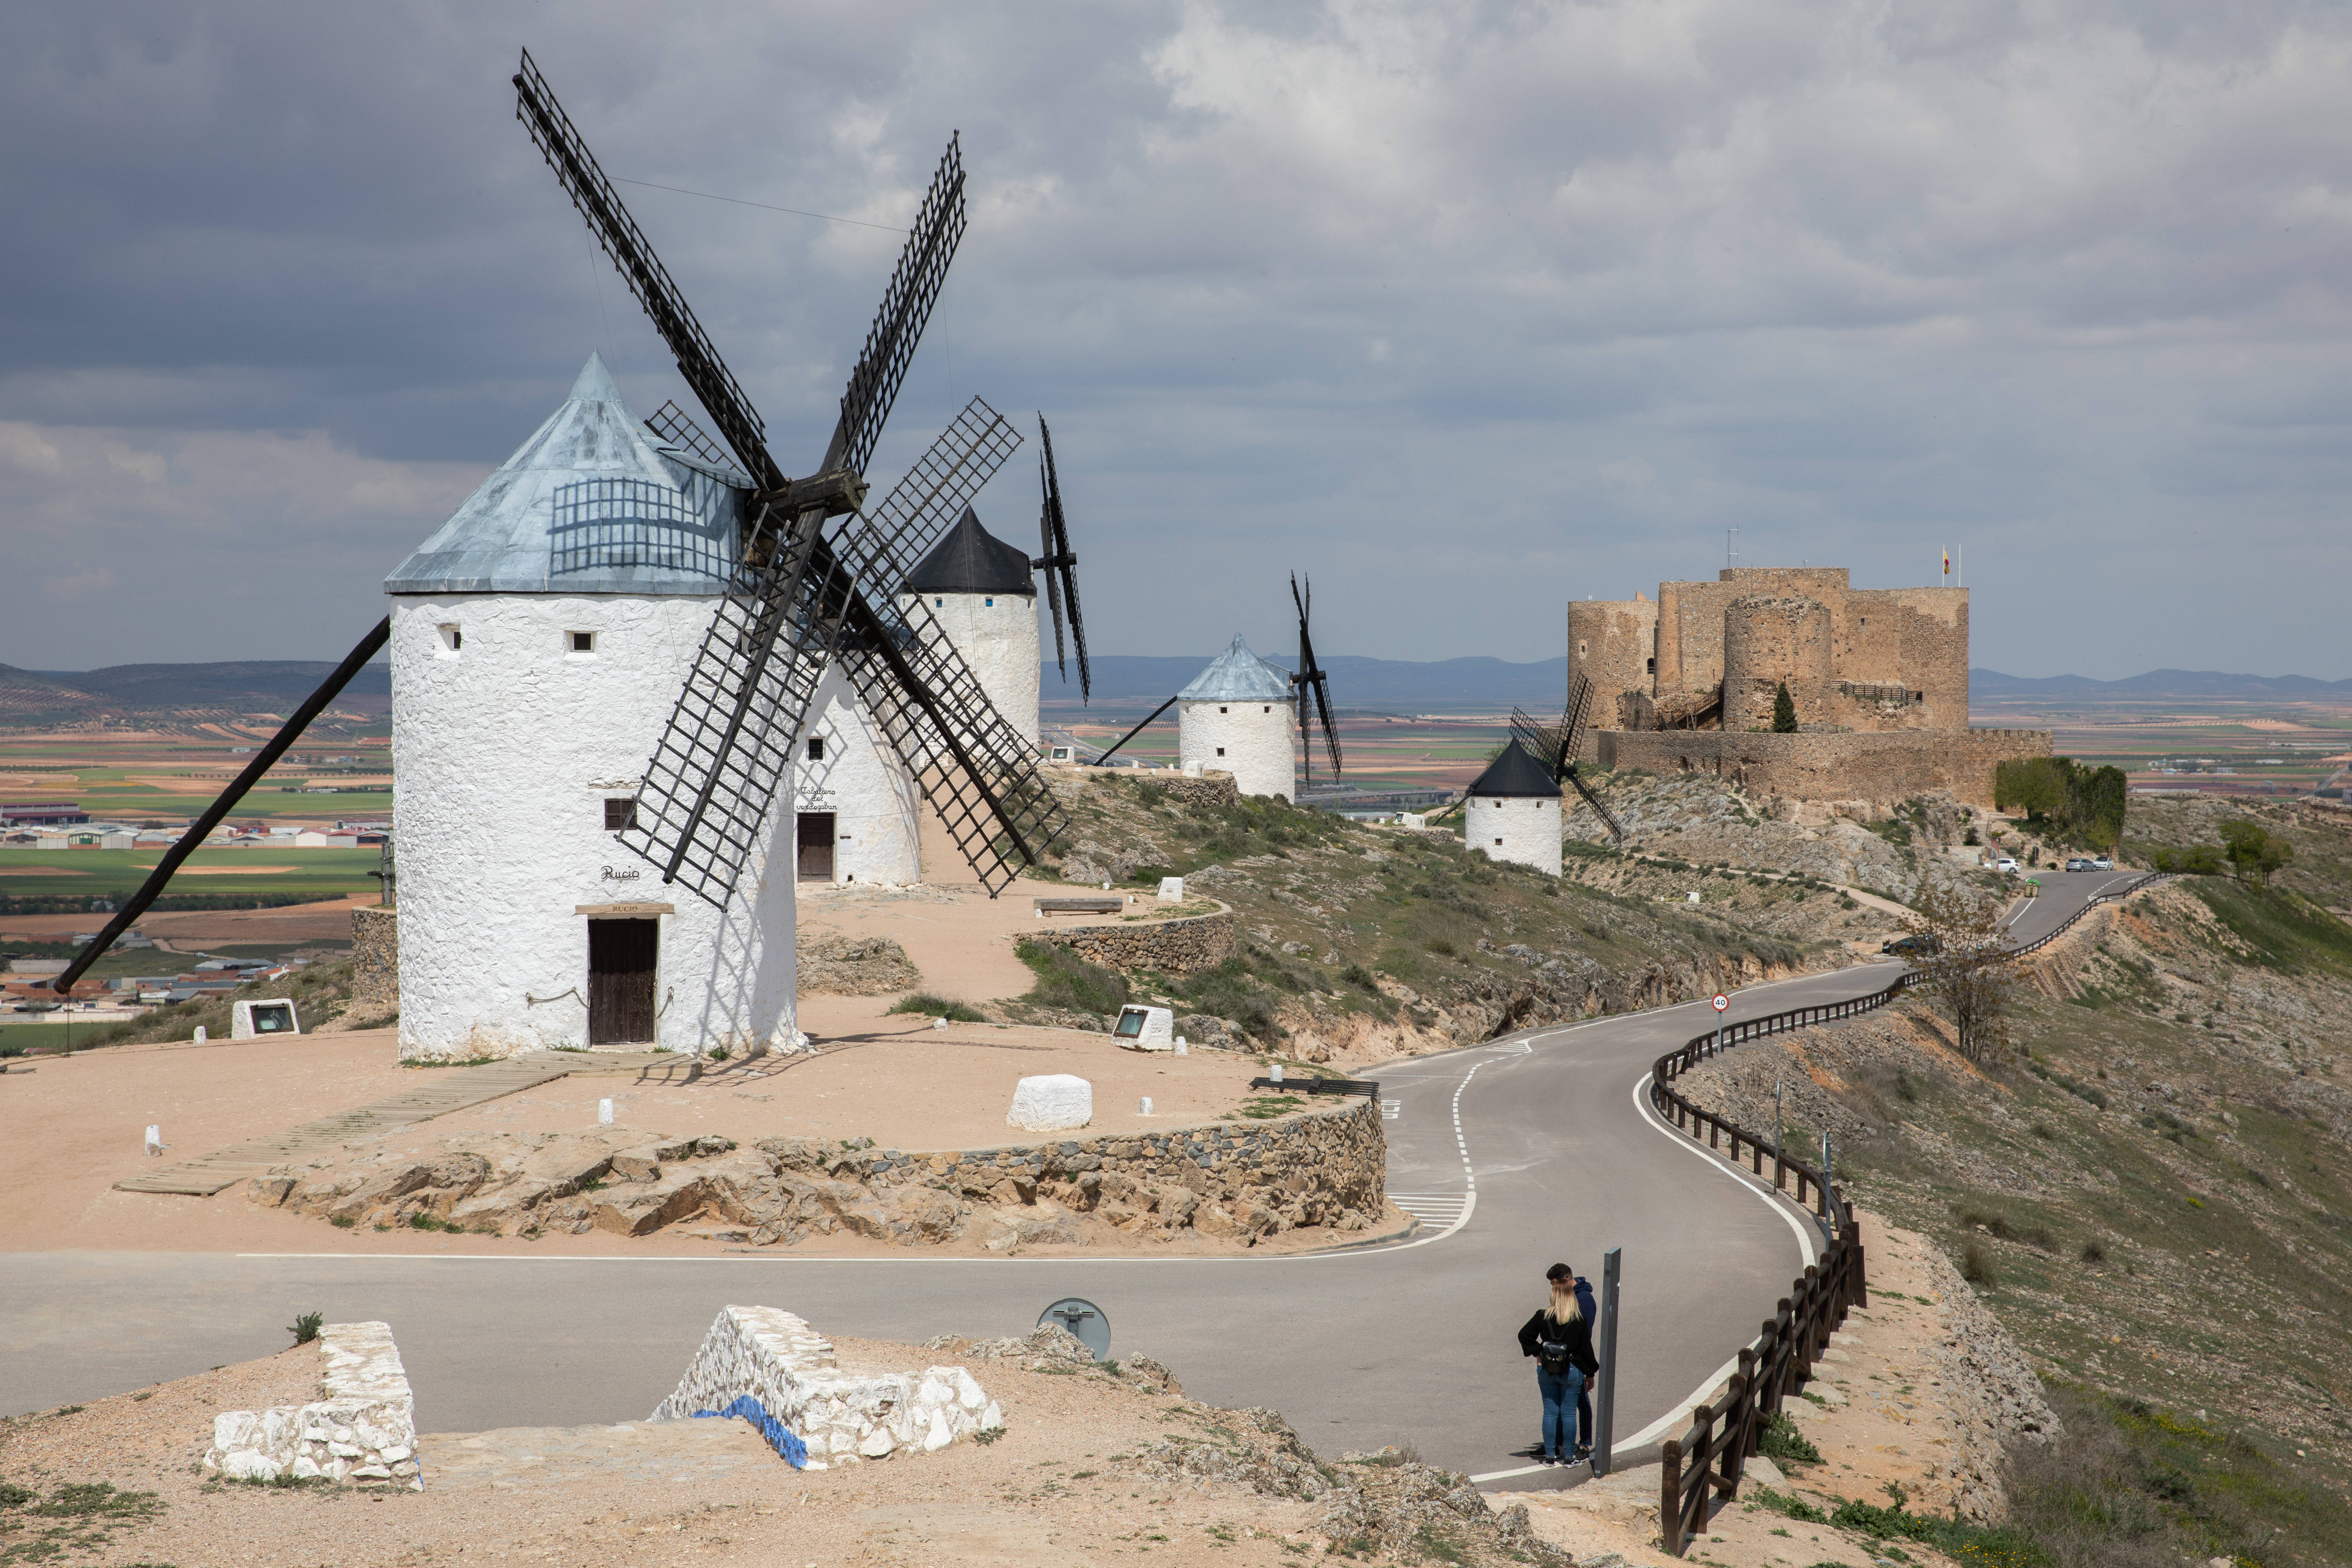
[{"x1": 1771, "y1": 682, "x2": 1798, "y2": 732}]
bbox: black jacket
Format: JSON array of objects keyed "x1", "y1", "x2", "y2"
[{"x1": 1517, "y1": 1308, "x2": 1598, "y2": 1376}]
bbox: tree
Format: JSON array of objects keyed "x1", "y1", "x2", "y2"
[
  {"x1": 1771, "y1": 682, "x2": 1798, "y2": 733},
  {"x1": 1902, "y1": 882, "x2": 2014, "y2": 1064},
  {"x1": 2218, "y1": 821, "x2": 2293, "y2": 883}
]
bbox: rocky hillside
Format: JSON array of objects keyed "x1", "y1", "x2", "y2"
[
  {"x1": 1033, "y1": 772, "x2": 1879, "y2": 1064},
  {"x1": 1669, "y1": 867, "x2": 2352, "y2": 1568}
]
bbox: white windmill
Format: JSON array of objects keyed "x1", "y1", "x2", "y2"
[
  {"x1": 383, "y1": 354, "x2": 795, "y2": 1058},
  {"x1": 1176, "y1": 636, "x2": 1298, "y2": 800},
  {"x1": 1462, "y1": 740, "x2": 1563, "y2": 876}
]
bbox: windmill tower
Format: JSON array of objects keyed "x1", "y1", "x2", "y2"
[
  {"x1": 1177, "y1": 637, "x2": 1297, "y2": 799},
  {"x1": 384, "y1": 355, "x2": 793, "y2": 1058},
  {"x1": 1463, "y1": 740, "x2": 1564, "y2": 876},
  {"x1": 1511, "y1": 675, "x2": 1628, "y2": 845}
]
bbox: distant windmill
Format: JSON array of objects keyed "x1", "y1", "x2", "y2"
[
  {"x1": 1511, "y1": 674, "x2": 1626, "y2": 841},
  {"x1": 1031, "y1": 416, "x2": 1091, "y2": 703},
  {"x1": 1091, "y1": 573, "x2": 1341, "y2": 803}
]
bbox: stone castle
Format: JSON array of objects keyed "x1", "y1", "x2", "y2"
[{"x1": 1566, "y1": 567, "x2": 2048, "y2": 807}]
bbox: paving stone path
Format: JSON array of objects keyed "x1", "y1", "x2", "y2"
[{"x1": 112, "y1": 1051, "x2": 696, "y2": 1196}]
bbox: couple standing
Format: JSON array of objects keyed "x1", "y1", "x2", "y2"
[{"x1": 1516, "y1": 1262, "x2": 1600, "y2": 1466}]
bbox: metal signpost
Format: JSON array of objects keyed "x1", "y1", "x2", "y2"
[
  {"x1": 1591, "y1": 1246, "x2": 1622, "y2": 1476},
  {"x1": 1711, "y1": 991, "x2": 1729, "y2": 1057}
]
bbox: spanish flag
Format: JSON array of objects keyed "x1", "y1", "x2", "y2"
[{"x1": 1942, "y1": 549, "x2": 1950, "y2": 578}]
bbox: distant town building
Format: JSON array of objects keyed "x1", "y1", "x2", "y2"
[{"x1": 0, "y1": 802, "x2": 89, "y2": 826}]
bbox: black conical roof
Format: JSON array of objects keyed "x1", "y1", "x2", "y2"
[
  {"x1": 903, "y1": 507, "x2": 1036, "y2": 597},
  {"x1": 1467, "y1": 740, "x2": 1562, "y2": 798}
]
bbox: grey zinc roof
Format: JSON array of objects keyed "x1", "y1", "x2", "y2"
[
  {"x1": 1466, "y1": 740, "x2": 1563, "y2": 798},
  {"x1": 384, "y1": 354, "x2": 746, "y2": 596},
  {"x1": 1177, "y1": 635, "x2": 1294, "y2": 702}
]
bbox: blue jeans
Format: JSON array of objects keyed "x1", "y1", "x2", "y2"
[{"x1": 1537, "y1": 1365, "x2": 1587, "y2": 1458}]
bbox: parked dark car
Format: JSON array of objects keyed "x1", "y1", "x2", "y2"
[{"x1": 1881, "y1": 933, "x2": 1942, "y2": 958}]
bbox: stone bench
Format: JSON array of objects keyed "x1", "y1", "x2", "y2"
[{"x1": 1033, "y1": 896, "x2": 1126, "y2": 917}]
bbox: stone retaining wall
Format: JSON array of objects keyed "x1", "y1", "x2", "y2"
[
  {"x1": 817, "y1": 1092, "x2": 1385, "y2": 1239},
  {"x1": 1023, "y1": 901, "x2": 1237, "y2": 974},
  {"x1": 1158, "y1": 771, "x2": 1241, "y2": 808},
  {"x1": 351, "y1": 906, "x2": 397, "y2": 1010},
  {"x1": 1597, "y1": 727, "x2": 2050, "y2": 808},
  {"x1": 202, "y1": 1321, "x2": 420, "y2": 1489},
  {"x1": 652, "y1": 1305, "x2": 1001, "y2": 1466}
]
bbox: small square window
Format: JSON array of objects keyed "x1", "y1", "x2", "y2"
[
  {"x1": 1495, "y1": 838, "x2": 1504, "y2": 846},
  {"x1": 603, "y1": 798, "x2": 638, "y2": 832},
  {"x1": 437, "y1": 624, "x2": 462, "y2": 654},
  {"x1": 934, "y1": 597, "x2": 944, "y2": 608},
  {"x1": 1263, "y1": 705, "x2": 1271, "y2": 714},
  {"x1": 984, "y1": 597, "x2": 994, "y2": 607},
  {"x1": 806, "y1": 737, "x2": 825, "y2": 761},
  {"x1": 1216, "y1": 746, "x2": 1226, "y2": 757},
  {"x1": 1219, "y1": 706, "x2": 1228, "y2": 714},
  {"x1": 570, "y1": 631, "x2": 594, "y2": 654}
]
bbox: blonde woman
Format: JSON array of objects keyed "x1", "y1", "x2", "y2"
[{"x1": 1515, "y1": 1262, "x2": 1599, "y2": 1464}]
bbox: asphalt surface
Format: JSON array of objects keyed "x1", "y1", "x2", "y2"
[{"x1": 0, "y1": 868, "x2": 2145, "y2": 1482}]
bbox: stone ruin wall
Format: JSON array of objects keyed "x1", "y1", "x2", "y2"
[
  {"x1": 1597, "y1": 726, "x2": 2051, "y2": 808},
  {"x1": 351, "y1": 907, "x2": 397, "y2": 1011},
  {"x1": 1722, "y1": 594, "x2": 1835, "y2": 732},
  {"x1": 1021, "y1": 903, "x2": 1238, "y2": 974},
  {"x1": 1566, "y1": 597, "x2": 1657, "y2": 728}
]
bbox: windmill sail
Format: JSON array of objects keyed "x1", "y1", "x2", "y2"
[
  {"x1": 1290, "y1": 573, "x2": 1342, "y2": 783},
  {"x1": 1514, "y1": 675, "x2": 1625, "y2": 841},
  {"x1": 517, "y1": 52, "x2": 1064, "y2": 899}
]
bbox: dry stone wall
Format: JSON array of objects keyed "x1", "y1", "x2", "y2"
[
  {"x1": 202, "y1": 1321, "x2": 420, "y2": 1489},
  {"x1": 1022, "y1": 902, "x2": 1237, "y2": 974},
  {"x1": 1598, "y1": 726, "x2": 2049, "y2": 808},
  {"x1": 652, "y1": 1304, "x2": 1001, "y2": 1466},
  {"x1": 248, "y1": 1096, "x2": 1387, "y2": 1246}
]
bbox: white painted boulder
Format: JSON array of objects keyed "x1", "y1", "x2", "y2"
[
  {"x1": 1156, "y1": 875, "x2": 1185, "y2": 903},
  {"x1": 202, "y1": 1321, "x2": 420, "y2": 1489},
  {"x1": 652, "y1": 1305, "x2": 1000, "y2": 1468},
  {"x1": 1112, "y1": 1006, "x2": 1175, "y2": 1053},
  {"x1": 1007, "y1": 1074, "x2": 1093, "y2": 1131}
]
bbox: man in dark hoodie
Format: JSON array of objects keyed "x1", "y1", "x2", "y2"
[{"x1": 1516, "y1": 1262, "x2": 1602, "y2": 1464}]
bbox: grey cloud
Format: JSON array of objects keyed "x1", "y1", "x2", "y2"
[{"x1": 2, "y1": 0, "x2": 2348, "y2": 677}]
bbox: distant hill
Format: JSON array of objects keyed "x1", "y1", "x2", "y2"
[
  {"x1": 1048, "y1": 654, "x2": 1569, "y2": 712},
  {"x1": 1973, "y1": 668, "x2": 2352, "y2": 699},
  {"x1": 0, "y1": 659, "x2": 391, "y2": 723}
]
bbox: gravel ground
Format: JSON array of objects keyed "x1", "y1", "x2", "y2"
[{"x1": 1, "y1": 1331, "x2": 1345, "y2": 1567}]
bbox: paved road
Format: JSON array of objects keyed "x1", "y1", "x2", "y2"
[{"x1": 0, "y1": 870, "x2": 2144, "y2": 1482}]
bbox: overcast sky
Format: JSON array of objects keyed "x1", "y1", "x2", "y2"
[{"x1": 5, "y1": 2, "x2": 2348, "y2": 680}]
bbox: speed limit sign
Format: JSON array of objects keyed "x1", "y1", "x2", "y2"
[{"x1": 1711, "y1": 993, "x2": 1730, "y2": 1012}]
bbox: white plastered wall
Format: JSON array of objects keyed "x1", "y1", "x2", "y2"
[
  {"x1": 793, "y1": 663, "x2": 921, "y2": 885},
  {"x1": 1178, "y1": 700, "x2": 1296, "y2": 800},
  {"x1": 900, "y1": 590, "x2": 1040, "y2": 749},
  {"x1": 1467, "y1": 794, "x2": 1563, "y2": 877},
  {"x1": 389, "y1": 592, "x2": 795, "y2": 1060}
]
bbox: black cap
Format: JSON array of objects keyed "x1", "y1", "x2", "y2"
[{"x1": 1546, "y1": 1263, "x2": 1572, "y2": 1281}]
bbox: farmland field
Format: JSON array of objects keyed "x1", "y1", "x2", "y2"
[{"x1": 0, "y1": 848, "x2": 379, "y2": 903}]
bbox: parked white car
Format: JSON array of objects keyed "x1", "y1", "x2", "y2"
[
  {"x1": 1994, "y1": 857, "x2": 2020, "y2": 874},
  {"x1": 2091, "y1": 856, "x2": 2114, "y2": 871}
]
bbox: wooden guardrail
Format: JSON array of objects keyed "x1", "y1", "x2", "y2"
[{"x1": 1643, "y1": 869, "x2": 2165, "y2": 1553}]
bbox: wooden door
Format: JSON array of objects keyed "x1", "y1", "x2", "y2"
[
  {"x1": 587, "y1": 918, "x2": 657, "y2": 1045},
  {"x1": 797, "y1": 812, "x2": 836, "y2": 881}
]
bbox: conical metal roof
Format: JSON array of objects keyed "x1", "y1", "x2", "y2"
[
  {"x1": 1178, "y1": 635, "x2": 1294, "y2": 702},
  {"x1": 385, "y1": 354, "x2": 746, "y2": 596},
  {"x1": 1466, "y1": 740, "x2": 1562, "y2": 798},
  {"x1": 901, "y1": 507, "x2": 1036, "y2": 597}
]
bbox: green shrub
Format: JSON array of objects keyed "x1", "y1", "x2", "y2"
[
  {"x1": 886, "y1": 993, "x2": 989, "y2": 1023},
  {"x1": 287, "y1": 1310, "x2": 324, "y2": 1346},
  {"x1": 1012, "y1": 941, "x2": 1130, "y2": 1016},
  {"x1": 1960, "y1": 1239, "x2": 1997, "y2": 1286},
  {"x1": 1756, "y1": 1412, "x2": 1822, "y2": 1467}
]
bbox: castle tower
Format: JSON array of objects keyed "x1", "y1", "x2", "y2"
[
  {"x1": 1463, "y1": 740, "x2": 1561, "y2": 877},
  {"x1": 1567, "y1": 593, "x2": 1658, "y2": 734},
  {"x1": 1722, "y1": 594, "x2": 1834, "y2": 731},
  {"x1": 1177, "y1": 636, "x2": 1296, "y2": 800},
  {"x1": 383, "y1": 355, "x2": 796, "y2": 1060}
]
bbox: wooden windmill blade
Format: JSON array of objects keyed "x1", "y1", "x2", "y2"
[
  {"x1": 1038, "y1": 483, "x2": 1068, "y2": 684},
  {"x1": 1033, "y1": 417, "x2": 1091, "y2": 703},
  {"x1": 515, "y1": 53, "x2": 1062, "y2": 900},
  {"x1": 1564, "y1": 766, "x2": 1627, "y2": 842},
  {"x1": 1291, "y1": 572, "x2": 1342, "y2": 782}
]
